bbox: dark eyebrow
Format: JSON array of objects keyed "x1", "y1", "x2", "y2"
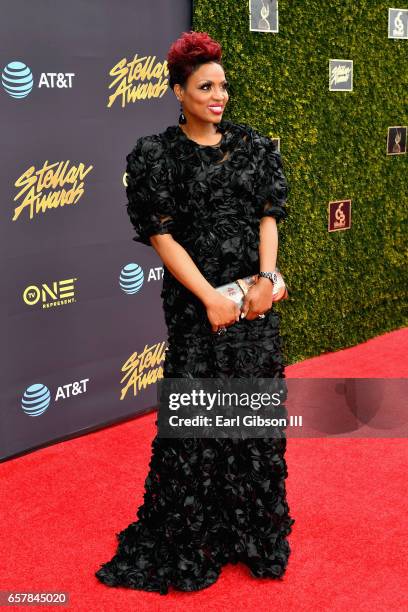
[{"x1": 198, "y1": 79, "x2": 228, "y2": 84}]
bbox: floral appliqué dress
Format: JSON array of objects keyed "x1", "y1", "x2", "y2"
[{"x1": 95, "y1": 119, "x2": 295, "y2": 594}]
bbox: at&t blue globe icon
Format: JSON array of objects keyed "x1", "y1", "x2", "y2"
[
  {"x1": 119, "y1": 263, "x2": 144, "y2": 295},
  {"x1": 2, "y1": 61, "x2": 34, "y2": 99},
  {"x1": 21, "y1": 383, "x2": 51, "y2": 417}
]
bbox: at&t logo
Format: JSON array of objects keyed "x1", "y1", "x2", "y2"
[
  {"x1": 2, "y1": 60, "x2": 75, "y2": 99},
  {"x1": 119, "y1": 263, "x2": 164, "y2": 295},
  {"x1": 21, "y1": 379, "x2": 89, "y2": 417}
]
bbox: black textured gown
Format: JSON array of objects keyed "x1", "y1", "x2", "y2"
[{"x1": 95, "y1": 119, "x2": 295, "y2": 594}]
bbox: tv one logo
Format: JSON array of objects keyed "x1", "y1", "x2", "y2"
[
  {"x1": 23, "y1": 278, "x2": 77, "y2": 308},
  {"x1": 1, "y1": 60, "x2": 75, "y2": 99}
]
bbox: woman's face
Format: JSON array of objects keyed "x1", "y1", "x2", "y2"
[{"x1": 175, "y1": 61, "x2": 229, "y2": 124}]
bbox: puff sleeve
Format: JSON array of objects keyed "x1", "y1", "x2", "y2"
[
  {"x1": 125, "y1": 136, "x2": 177, "y2": 246},
  {"x1": 253, "y1": 133, "x2": 289, "y2": 224}
]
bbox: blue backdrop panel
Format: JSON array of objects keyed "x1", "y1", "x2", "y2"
[{"x1": 0, "y1": 0, "x2": 192, "y2": 460}]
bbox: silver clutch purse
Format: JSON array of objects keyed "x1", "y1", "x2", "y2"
[{"x1": 215, "y1": 268, "x2": 288, "y2": 308}]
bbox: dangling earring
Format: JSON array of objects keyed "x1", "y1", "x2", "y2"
[{"x1": 179, "y1": 103, "x2": 187, "y2": 124}]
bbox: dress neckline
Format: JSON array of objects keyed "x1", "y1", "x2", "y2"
[{"x1": 175, "y1": 121, "x2": 227, "y2": 149}]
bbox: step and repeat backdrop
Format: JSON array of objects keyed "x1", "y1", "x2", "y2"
[{"x1": 1, "y1": 0, "x2": 191, "y2": 460}]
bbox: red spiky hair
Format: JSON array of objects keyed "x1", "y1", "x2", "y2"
[{"x1": 167, "y1": 30, "x2": 223, "y2": 90}]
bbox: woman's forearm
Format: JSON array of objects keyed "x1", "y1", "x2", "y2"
[
  {"x1": 149, "y1": 233, "x2": 218, "y2": 307},
  {"x1": 259, "y1": 216, "x2": 279, "y2": 271},
  {"x1": 150, "y1": 218, "x2": 278, "y2": 309}
]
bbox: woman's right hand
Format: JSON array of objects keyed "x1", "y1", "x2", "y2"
[{"x1": 204, "y1": 291, "x2": 241, "y2": 333}]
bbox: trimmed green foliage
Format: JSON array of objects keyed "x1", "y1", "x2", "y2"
[{"x1": 193, "y1": 1, "x2": 407, "y2": 364}]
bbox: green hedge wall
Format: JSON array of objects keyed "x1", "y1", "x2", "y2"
[{"x1": 193, "y1": 0, "x2": 408, "y2": 365}]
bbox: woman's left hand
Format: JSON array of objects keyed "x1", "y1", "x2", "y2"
[{"x1": 240, "y1": 277, "x2": 274, "y2": 320}]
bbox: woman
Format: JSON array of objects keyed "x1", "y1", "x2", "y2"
[{"x1": 95, "y1": 30, "x2": 295, "y2": 595}]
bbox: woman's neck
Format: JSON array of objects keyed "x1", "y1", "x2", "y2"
[{"x1": 179, "y1": 119, "x2": 222, "y2": 146}]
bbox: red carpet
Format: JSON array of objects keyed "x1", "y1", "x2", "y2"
[{"x1": 1, "y1": 328, "x2": 407, "y2": 611}]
